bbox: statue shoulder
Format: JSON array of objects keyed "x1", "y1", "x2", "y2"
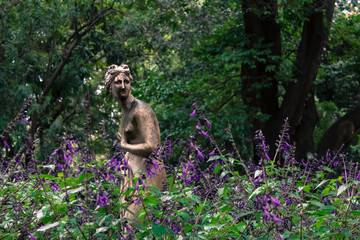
[{"x1": 134, "y1": 99, "x2": 157, "y2": 117}]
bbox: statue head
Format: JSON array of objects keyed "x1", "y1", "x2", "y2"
[
  {"x1": 105, "y1": 64, "x2": 133, "y2": 90},
  {"x1": 105, "y1": 64, "x2": 134, "y2": 100}
]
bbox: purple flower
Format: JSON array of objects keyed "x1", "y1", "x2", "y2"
[
  {"x1": 57, "y1": 163, "x2": 63, "y2": 171},
  {"x1": 63, "y1": 152, "x2": 67, "y2": 163},
  {"x1": 282, "y1": 142, "x2": 291, "y2": 152},
  {"x1": 3, "y1": 140, "x2": 10, "y2": 150},
  {"x1": 273, "y1": 215, "x2": 284, "y2": 224},
  {"x1": 204, "y1": 118, "x2": 211, "y2": 128},
  {"x1": 50, "y1": 184, "x2": 61, "y2": 192},
  {"x1": 117, "y1": 161, "x2": 122, "y2": 172},
  {"x1": 167, "y1": 139, "x2": 173, "y2": 156},
  {"x1": 200, "y1": 130, "x2": 209, "y2": 139},
  {"x1": 152, "y1": 159, "x2": 160, "y2": 171},
  {"x1": 67, "y1": 155, "x2": 75, "y2": 165},
  {"x1": 187, "y1": 161, "x2": 195, "y2": 171},
  {"x1": 124, "y1": 156, "x2": 129, "y2": 169},
  {"x1": 79, "y1": 205, "x2": 87, "y2": 213},
  {"x1": 155, "y1": 219, "x2": 160, "y2": 224},
  {"x1": 87, "y1": 189, "x2": 92, "y2": 196},
  {"x1": 134, "y1": 197, "x2": 141, "y2": 205},
  {"x1": 209, "y1": 149, "x2": 216, "y2": 157},
  {"x1": 23, "y1": 118, "x2": 31, "y2": 126},
  {"x1": 264, "y1": 153, "x2": 271, "y2": 162},
  {"x1": 264, "y1": 205, "x2": 271, "y2": 219},
  {"x1": 125, "y1": 224, "x2": 134, "y2": 233},
  {"x1": 197, "y1": 149, "x2": 204, "y2": 160},
  {"x1": 29, "y1": 233, "x2": 37, "y2": 240},
  {"x1": 108, "y1": 172, "x2": 115, "y2": 182},
  {"x1": 142, "y1": 179, "x2": 149, "y2": 191},
  {"x1": 270, "y1": 197, "x2": 281, "y2": 207},
  {"x1": 173, "y1": 222, "x2": 179, "y2": 236},
  {"x1": 190, "y1": 109, "x2": 196, "y2": 118},
  {"x1": 147, "y1": 167, "x2": 156, "y2": 178},
  {"x1": 136, "y1": 179, "x2": 140, "y2": 191},
  {"x1": 96, "y1": 192, "x2": 109, "y2": 207}
]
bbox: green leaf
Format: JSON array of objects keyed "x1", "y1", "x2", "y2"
[
  {"x1": 337, "y1": 184, "x2": 351, "y2": 196},
  {"x1": 214, "y1": 165, "x2": 222, "y2": 174},
  {"x1": 179, "y1": 212, "x2": 189, "y2": 221},
  {"x1": 350, "y1": 210, "x2": 360, "y2": 217},
  {"x1": 248, "y1": 186, "x2": 265, "y2": 199},
  {"x1": 152, "y1": 223, "x2": 167, "y2": 237},
  {"x1": 39, "y1": 174, "x2": 55, "y2": 180},
  {"x1": 316, "y1": 179, "x2": 330, "y2": 189},
  {"x1": 184, "y1": 225, "x2": 193, "y2": 233}
]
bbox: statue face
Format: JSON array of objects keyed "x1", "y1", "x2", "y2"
[{"x1": 112, "y1": 73, "x2": 131, "y2": 100}]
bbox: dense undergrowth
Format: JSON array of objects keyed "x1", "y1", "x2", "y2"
[{"x1": 1, "y1": 101, "x2": 360, "y2": 240}]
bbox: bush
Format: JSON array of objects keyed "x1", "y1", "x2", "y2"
[{"x1": 1, "y1": 102, "x2": 360, "y2": 239}]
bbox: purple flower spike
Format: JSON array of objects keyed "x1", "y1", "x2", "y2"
[
  {"x1": 190, "y1": 109, "x2": 196, "y2": 118},
  {"x1": 96, "y1": 192, "x2": 101, "y2": 205},
  {"x1": 152, "y1": 159, "x2": 160, "y2": 171},
  {"x1": 264, "y1": 205, "x2": 271, "y2": 219},
  {"x1": 197, "y1": 149, "x2": 204, "y2": 160},
  {"x1": 29, "y1": 233, "x2": 37, "y2": 240},
  {"x1": 96, "y1": 192, "x2": 109, "y2": 207},
  {"x1": 134, "y1": 197, "x2": 141, "y2": 205},
  {"x1": 209, "y1": 149, "x2": 216, "y2": 157},
  {"x1": 67, "y1": 155, "x2": 75, "y2": 165},
  {"x1": 136, "y1": 179, "x2": 140, "y2": 191},
  {"x1": 205, "y1": 118, "x2": 211, "y2": 128},
  {"x1": 50, "y1": 184, "x2": 61, "y2": 192},
  {"x1": 147, "y1": 167, "x2": 156, "y2": 178},
  {"x1": 167, "y1": 139, "x2": 173, "y2": 156},
  {"x1": 117, "y1": 161, "x2": 122, "y2": 172},
  {"x1": 124, "y1": 156, "x2": 129, "y2": 169},
  {"x1": 3, "y1": 140, "x2": 9, "y2": 150},
  {"x1": 63, "y1": 152, "x2": 67, "y2": 163},
  {"x1": 57, "y1": 163, "x2": 63, "y2": 171},
  {"x1": 273, "y1": 215, "x2": 284, "y2": 224},
  {"x1": 142, "y1": 179, "x2": 149, "y2": 191},
  {"x1": 125, "y1": 224, "x2": 134, "y2": 233},
  {"x1": 270, "y1": 197, "x2": 281, "y2": 207},
  {"x1": 201, "y1": 130, "x2": 209, "y2": 139},
  {"x1": 23, "y1": 118, "x2": 31, "y2": 127},
  {"x1": 173, "y1": 222, "x2": 179, "y2": 236}
]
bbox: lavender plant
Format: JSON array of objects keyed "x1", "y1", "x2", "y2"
[{"x1": 0, "y1": 99, "x2": 360, "y2": 239}]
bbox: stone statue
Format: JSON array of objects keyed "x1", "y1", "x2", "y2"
[{"x1": 105, "y1": 64, "x2": 166, "y2": 224}]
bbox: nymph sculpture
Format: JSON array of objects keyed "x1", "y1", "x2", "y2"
[{"x1": 105, "y1": 64, "x2": 166, "y2": 224}]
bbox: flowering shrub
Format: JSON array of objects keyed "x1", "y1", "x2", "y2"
[{"x1": 0, "y1": 100, "x2": 360, "y2": 239}]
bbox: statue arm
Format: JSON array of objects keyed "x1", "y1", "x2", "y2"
[{"x1": 120, "y1": 108, "x2": 160, "y2": 158}]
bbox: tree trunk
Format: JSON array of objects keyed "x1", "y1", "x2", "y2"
[
  {"x1": 241, "y1": 0, "x2": 335, "y2": 162},
  {"x1": 317, "y1": 107, "x2": 360, "y2": 155},
  {"x1": 241, "y1": 0, "x2": 281, "y2": 160},
  {"x1": 293, "y1": 89, "x2": 319, "y2": 160}
]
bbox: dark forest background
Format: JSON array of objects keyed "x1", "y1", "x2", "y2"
[{"x1": 1, "y1": 0, "x2": 360, "y2": 163}]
